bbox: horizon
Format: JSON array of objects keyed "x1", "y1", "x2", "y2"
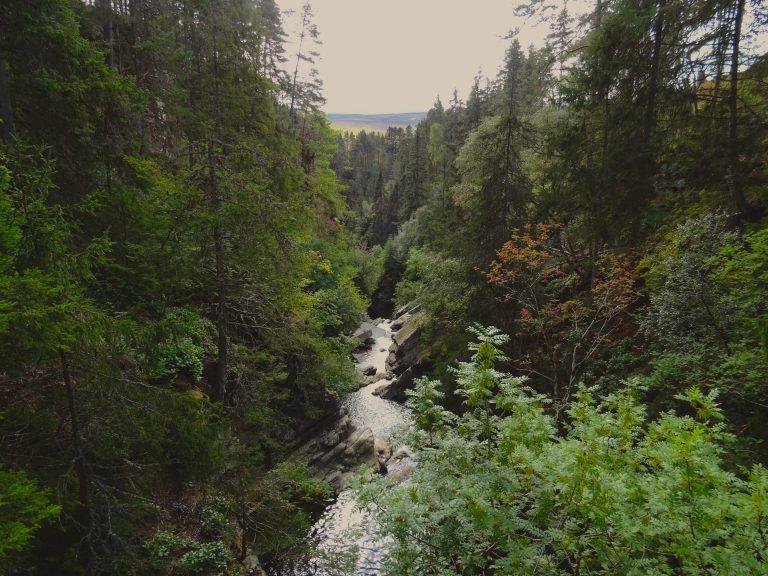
[
  {"x1": 325, "y1": 112, "x2": 426, "y2": 116},
  {"x1": 279, "y1": 0, "x2": 579, "y2": 114}
]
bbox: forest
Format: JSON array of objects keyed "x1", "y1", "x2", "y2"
[{"x1": 1, "y1": 0, "x2": 768, "y2": 574}]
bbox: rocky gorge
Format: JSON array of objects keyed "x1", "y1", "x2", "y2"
[{"x1": 286, "y1": 305, "x2": 425, "y2": 574}]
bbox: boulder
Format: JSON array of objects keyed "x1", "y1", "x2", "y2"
[
  {"x1": 372, "y1": 379, "x2": 396, "y2": 399},
  {"x1": 350, "y1": 379, "x2": 367, "y2": 392},
  {"x1": 391, "y1": 446, "x2": 413, "y2": 461},
  {"x1": 305, "y1": 418, "x2": 378, "y2": 490},
  {"x1": 371, "y1": 371, "x2": 389, "y2": 384},
  {"x1": 362, "y1": 365, "x2": 377, "y2": 376},
  {"x1": 352, "y1": 322, "x2": 374, "y2": 343},
  {"x1": 372, "y1": 365, "x2": 422, "y2": 401},
  {"x1": 320, "y1": 429, "x2": 341, "y2": 450},
  {"x1": 244, "y1": 555, "x2": 267, "y2": 576},
  {"x1": 374, "y1": 436, "x2": 392, "y2": 468},
  {"x1": 387, "y1": 445, "x2": 418, "y2": 482},
  {"x1": 392, "y1": 317, "x2": 421, "y2": 348}
]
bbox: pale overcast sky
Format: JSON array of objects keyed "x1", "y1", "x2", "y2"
[{"x1": 278, "y1": 0, "x2": 555, "y2": 114}]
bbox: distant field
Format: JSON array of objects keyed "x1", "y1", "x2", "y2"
[{"x1": 327, "y1": 112, "x2": 427, "y2": 134}]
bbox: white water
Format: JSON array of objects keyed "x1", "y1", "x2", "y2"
[{"x1": 293, "y1": 318, "x2": 413, "y2": 575}]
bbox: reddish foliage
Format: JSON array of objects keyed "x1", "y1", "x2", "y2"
[{"x1": 484, "y1": 224, "x2": 638, "y2": 405}]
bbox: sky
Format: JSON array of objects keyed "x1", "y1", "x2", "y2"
[{"x1": 278, "y1": 0, "x2": 557, "y2": 114}]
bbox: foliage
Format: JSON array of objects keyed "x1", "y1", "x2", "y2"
[
  {"x1": 3, "y1": 0, "x2": 768, "y2": 571},
  {"x1": 486, "y1": 223, "x2": 637, "y2": 409},
  {"x1": 0, "y1": 469, "x2": 59, "y2": 563},
  {"x1": 144, "y1": 530, "x2": 180, "y2": 565},
  {"x1": 395, "y1": 247, "x2": 474, "y2": 328},
  {"x1": 178, "y1": 541, "x2": 231, "y2": 576},
  {"x1": 144, "y1": 308, "x2": 212, "y2": 381},
  {"x1": 200, "y1": 497, "x2": 232, "y2": 538},
  {"x1": 405, "y1": 377, "x2": 454, "y2": 445},
  {"x1": 641, "y1": 212, "x2": 768, "y2": 454},
  {"x1": 358, "y1": 330, "x2": 768, "y2": 575},
  {"x1": 643, "y1": 213, "x2": 741, "y2": 356},
  {"x1": 238, "y1": 462, "x2": 332, "y2": 567},
  {"x1": 0, "y1": 0, "x2": 365, "y2": 571}
]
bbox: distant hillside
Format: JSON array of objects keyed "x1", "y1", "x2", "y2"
[{"x1": 327, "y1": 112, "x2": 427, "y2": 134}]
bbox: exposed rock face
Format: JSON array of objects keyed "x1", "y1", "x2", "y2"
[
  {"x1": 373, "y1": 365, "x2": 418, "y2": 401},
  {"x1": 374, "y1": 436, "x2": 392, "y2": 474},
  {"x1": 305, "y1": 410, "x2": 376, "y2": 490},
  {"x1": 304, "y1": 311, "x2": 425, "y2": 490},
  {"x1": 394, "y1": 302, "x2": 422, "y2": 320},
  {"x1": 379, "y1": 306, "x2": 428, "y2": 400},
  {"x1": 350, "y1": 370, "x2": 390, "y2": 392},
  {"x1": 386, "y1": 309, "x2": 423, "y2": 376}
]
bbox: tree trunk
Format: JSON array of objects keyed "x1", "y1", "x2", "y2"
[
  {"x1": 60, "y1": 350, "x2": 89, "y2": 508},
  {"x1": 644, "y1": 0, "x2": 665, "y2": 151},
  {"x1": 0, "y1": 57, "x2": 13, "y2": 140},
  {"x1": 59, "y1": 349, "x2": 97, "y2": 572},
  {"x1": 208, "y1": 140, "x2": 228, "y2": 402},
  {"x1": 642, "y1": 0, "x2": 666, "y2": 199},
  {"x1": 100, "y1": 0, "x2": 115, "y2": 68},
  {"x1": 728, "y1": 0, "x2": 752, "y2": 220}
]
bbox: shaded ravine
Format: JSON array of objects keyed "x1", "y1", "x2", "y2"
[{"x1": 291, "y1": 318, "x2": 414, "y2": 575}]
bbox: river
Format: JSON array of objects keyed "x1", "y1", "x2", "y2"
[{"x1": 291, "y1": 318, "x2": 413, "y2": 576}]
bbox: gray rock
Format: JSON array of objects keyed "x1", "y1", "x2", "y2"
[
  {"x1": 362, "y1": 365, "x2": 377, "y2": 376},
  {"x1": 374, "y1": 436, "x2": 393, "y2": 463},
  {"x1": 320, "y1": 429, "x2": 341, "y2": 449},
  {"x1": 391, "y1": 446, "x2": 413, "y2": 461},
  {"x1": 387, "y1": 459, "x2": 417, "y2": 483},
  {"x1": 350, "y1": 379, "x2": 367, "y2": 392},
  {"x1": 393, "y1": 318, "x2": 421, "y2": 348},
  {"x1": 394, "y1": 302, "x2": 420, "y2": 319},
  {"x1": 373, "y1": 366, "x2": 423, "y2": 401},
  {"x1": 385, "y1": 311, "x2": 424, "y2": 375},
  {"x1": 387, "y1": 446, "x2": 418, "y2": 482},
  {"x1": 372, "y1": 381, "x2": 389, "y2": 398},
  {"x1": 353, "y1": 323, "x2": 374, "y2": 342},
  {"x1": 244, "y1": 555, "x2": 267, "y2": 576},
  {"x1": 326, "y1": 471, "x2": 343, "y2": 490},
  {"x1": 347, "y1": 427, "x2": 374, "y2": 458}
]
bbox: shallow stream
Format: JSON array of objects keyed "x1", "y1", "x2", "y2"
[{"x1": 290, "y1": 318, "x2": 413, "y2": 575}]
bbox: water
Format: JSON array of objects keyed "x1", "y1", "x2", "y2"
[
  {"x1": 346, "y1": 320, "x2": 412, "y2": 437},
  {"x1": 293, "y1": 318, "x2": 413, "y2": 576}
]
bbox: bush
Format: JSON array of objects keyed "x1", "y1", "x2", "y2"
[
  {"x1": 357, "y1": 327, "x2": 768, "y2": 575},
  {"x1": 144, "y1": 308, "x2": 211, "y2": 381},
  {"x1": 179, "y1": 541, "x2": 231, "y2": 575},
  {"x1": 200, "y1": 497, "x2": 231, "y2": 538},
  {"x1": 143, "y1": 529, "x2": 179, "y2": 564}
]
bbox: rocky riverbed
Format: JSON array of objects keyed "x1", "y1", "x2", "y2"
[{"x1": 285, "y1": 307, "x2": 424, "y2": 575}]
